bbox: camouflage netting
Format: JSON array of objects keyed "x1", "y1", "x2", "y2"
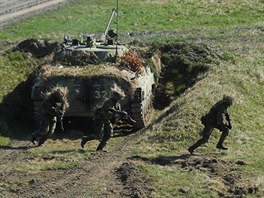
[
  {"x1": 122, "y1": 46, "x2": 162, "y2": 82},
  {"x1": 36, "y1": 86, "x2": 69, "y2": 121},
  {"x1": 38, "y1": 64, "x2": 135, "y2": 82},
  {"x1": 153, "y1": 42, "x2": 220, "y2": 109},
  {"x1": 42, "y1": 86, "x2": 69, "y2": 109},
  {"x1": 111, "y1": 85, "x2": 126, "y2": 99},
  {"x1": 54, "y1": 50, "x2": 100, "y2": 66},
  {"x1": 119, "y1": 51, "x2": 143, "y2": 73},
  {"x1": 34, "y1": 64, "x2": 138, "y2": 97}
]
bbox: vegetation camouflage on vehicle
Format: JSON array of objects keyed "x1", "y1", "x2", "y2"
[{"x1": 31, "y1": 9, "x2": 160, "y2": 131}]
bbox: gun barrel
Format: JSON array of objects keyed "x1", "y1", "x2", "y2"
[
  {"x1": 127, "y1": 115, "x2": 136, "y2": 123},
  {"x1": 100, "y1": 8, "x2": 116, "y2": 42}
]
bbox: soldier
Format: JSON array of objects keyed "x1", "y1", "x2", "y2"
[
  {"x1": 81, "y1": 86, "x2": 134, "y2": 151},
  {"x1": 188, "y1": 95, "x2": 233, "y2": 154},
  {"x1": 31, "y1": 86, "x2": 69, "y2": 146},
  {"x1": 86, "y1": 36, "x2": 96, "y2": 48},
  {"x1": 106, "y1": 29, "x2": 117, "y2": 45}
]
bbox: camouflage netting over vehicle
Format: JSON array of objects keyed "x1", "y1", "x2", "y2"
[
  {"x1": 31, "y1": 46, "x2": 160, "y2": 131},
  {"x1": 29, "y1": 8, "x2": 160, "y2": 131}
]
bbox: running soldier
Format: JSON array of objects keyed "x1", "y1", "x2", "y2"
[
  {"x1": 81, "y1": 86, "x2": 134, "y2": 151},
  {"x1": 31, "y1": 86, "x2": 69, "y2": 146},
  {"x1": 188, "y1": 95, "x2": 233, "y2": 154}
]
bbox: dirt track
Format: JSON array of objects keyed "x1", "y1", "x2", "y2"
[
  {"x1": 0, "y1": 130, "x2": 154, "y2": 198},
  {"x1": 0, "y1": 0, "x2": 76, "y2": 27},
  {"x1": 0, "y1": 133, "x2": 254, "y2": 198}
]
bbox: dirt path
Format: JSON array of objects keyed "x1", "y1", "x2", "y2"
[
  {"x1": 0, "y1": 133, "x2": 255, "y2": 198},
  {"x1": 0, "y1": 0, "x2": 75, "y2": 27},
  {"x1": 0, "y1": 129, "x2": 152, "y2": 198}
]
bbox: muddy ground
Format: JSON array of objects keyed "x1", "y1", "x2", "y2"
[{"x1": 0, "y1": 2, "x2": 262, "y2": 198}]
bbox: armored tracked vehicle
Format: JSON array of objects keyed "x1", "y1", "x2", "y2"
[{"x1": 31, "y1": 9, "x2": 160, "y2": 131}]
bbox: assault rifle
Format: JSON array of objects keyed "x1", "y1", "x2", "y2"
[
  {"x1": 108, "y1": 108, "x2": 136, "y2": 123},
  {"x1": 120, "y1": 111, "x2": 136, "y2": 123}
]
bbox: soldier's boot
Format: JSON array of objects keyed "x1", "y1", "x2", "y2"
[
  {"x1": 31, "y1": 135, "x2": 37, "y2": 145},
  {"x1": 38, "y1": 135, "x2": 48, "y2": 146},
  {"x1": 216, "y1": 133, "x2": 228, "y2": 150},
  {"x1": 188, "y1": 138, "x2": 208, "y2": 154},
  {"x1": 96, "y1": 141, "x2": 107, "y2": 152},
  {"x1": 81, "y1": 136, "x2": 93, "y2": 148}
]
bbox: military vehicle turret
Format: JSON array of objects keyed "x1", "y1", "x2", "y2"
[{"x1": 31, "y1": 8, "x2": 160, "y2": 131}]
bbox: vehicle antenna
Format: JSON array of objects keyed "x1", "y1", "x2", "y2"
[{"x1": 115, "y1": 0, "x2": 119, "y2": 59}]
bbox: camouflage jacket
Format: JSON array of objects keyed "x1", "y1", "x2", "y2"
[
  {"x1": 96, "y1": 98, "x2": 121, "y2": 122},
  {"x1": 202, "y1": 100, "x2": 230, "y2": 127},
  {"x1": 40, "y1": 100, "x2": 66, "y2": 118}
]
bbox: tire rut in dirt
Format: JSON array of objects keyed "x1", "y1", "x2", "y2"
[{"x1": 49, "y1": 133, "x2": 143, "y2": 198}]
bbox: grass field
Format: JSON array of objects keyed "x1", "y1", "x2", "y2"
[
  {"x1": 0, "y1": 0, "x2": 264, "y2": 197},
  {"x1": 0, "y1": 0, "x2": 263, "y2": 41}
]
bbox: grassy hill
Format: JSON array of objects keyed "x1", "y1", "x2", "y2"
[
  {"x1": 130, "y1": 29, "x2": 264, "y2": 197},
  {"x1": 0, "y1": 0, "x2": 263, "y2": 197}
]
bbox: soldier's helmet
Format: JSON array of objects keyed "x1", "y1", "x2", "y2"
[
  {"x1": 46, "y1": 86, "x2": 69, "y2": 106},
  {"x1": 222, "y1": 95, "x2": 233, "y2": 106},
  {"x1": 52, "y1": 87, "x2": 68, "y2": 101},
  {"x1": 111, "y1": 86, "x2": 125, "y2": 100},
  {"x1": 107, "y1": 29, "x2": 117, "y2": 38}
]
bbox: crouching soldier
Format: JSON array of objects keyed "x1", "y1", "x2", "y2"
[
  {"x1": 81, "y1": 86, "x2": 135, "y2": 151},
  {"x1": 31, "y1": 86, "x2": 69, "y2": 146},
  {"x1": 188, "y1": 95, "x2": 233, "y2": 154}
]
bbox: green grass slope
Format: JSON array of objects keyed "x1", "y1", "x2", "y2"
[{"x1": 130, "y1": 30, "x2": 264, "y2": 196}]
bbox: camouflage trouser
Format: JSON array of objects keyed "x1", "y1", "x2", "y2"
[
  {"x1": 93, "y1": 118, "x2": 105, "y2": 140},
  {"x1": 199, "y1": 123, "x2": 229, "y2": 141},
  {"x1": 191, "y1": 123, "x2": 229, "y2": 150},
  {"x1": 96, "y1": 121, "x2": 113, "y2": 151}
]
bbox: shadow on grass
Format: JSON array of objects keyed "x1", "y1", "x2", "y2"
[{"x1": 0, "y1": 73, "x2": 35, "y2": 139}]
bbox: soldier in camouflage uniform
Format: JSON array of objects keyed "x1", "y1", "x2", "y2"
[
  {"x1": 106, "y1": 29, "x2": 117, "y2": 45},
  {"x1": 188, "y1": 95, "x2": 233, "y2": 154},
  {"x1": 81, "y1": 87, "x2": 128, "y2": 151},
  {"x1": 31, "y1": 86, "x2": 69, "y2": 146}
]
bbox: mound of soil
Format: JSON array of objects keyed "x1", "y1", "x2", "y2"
[
  {"x1": 15, "y1": 39, "x2": 60, "y2": 58},
  {"x1": 130, "y1": 154, "x2": 258, "y2": 197},
  {"x1": 154, "y1": 42, "x2": 221, "y2": 109},
  {"x1": 115, "y1": 162, "x2": 152, "y2": 198}
]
